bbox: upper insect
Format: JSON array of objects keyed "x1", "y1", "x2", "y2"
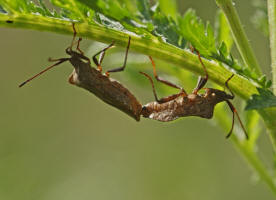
[{"x1": 19, "y1": 24, "x2": 142, "y2": 121}]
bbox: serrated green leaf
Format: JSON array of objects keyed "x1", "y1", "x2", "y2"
[
  {"x1": 0, "y1": 0, "x2": 63, "y2": 17},
  {"x1": 0, "y1": 4, "x2": 6, "y2": 13},
  {"x1": 75, "y1": 0, "x2": 155, "y2": 39},
  {"x1": 51, "y1": 0, "x2": 94, "y2": 22},
  {"x1": 245, "y1": 88, "x2": 276, "y2": 110},
  {"x1": 178, "y1": 9, "x2": 216, "y2": 56},
  {"x1": 219, "y1": 42, "x2": 227, "y2": 57},
  {"x1": 151, "y1": 10, "x2": 184, "y2": 47},
  {"x1": 266, "y1": 80, "x2": 272, "y2": 88},
  {"x1": 137, "y1": 0, "x2": 151, "y2": 21},
  {"x1": 76, "y1": 0, "x2": 133, "y2": 22},
  {"x1": 0, "y1": 0, "x2": 27, "y2": 14},
  {"x1": 136, "y1": 1, "x2": 185, "y2": 47},
  {"x1": 38, "y1": 0, "x2": 53, "y2": 16}
]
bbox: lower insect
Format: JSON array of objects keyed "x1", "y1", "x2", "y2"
[{"x1": 140, "y1": 53, "x2": 248, "y2": 139}]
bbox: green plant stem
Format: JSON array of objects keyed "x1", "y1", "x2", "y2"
[
  {"x1": 259, "y1": 108, "x2": 276, "y2": 152},
  {"x1": 215, "y1": 110, "x2": 276, "y2": 195},
  {"x1": 237, "y1": 140, "x2": 276, "y2": 194},
  {"x1": 216, "y1": 0, "x2": 276, "y2": 157},
  {"x1": 267, "y1": 0, "x2": 276, "y2": 94},
  {"x1": 0, "y1": 14, "x2": 257, "y2": 99},
  {"x1": 216, "y1": 0, "x2": 262, "y2": 76}
]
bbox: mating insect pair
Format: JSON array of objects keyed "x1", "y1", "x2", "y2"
[{"x1": 19, "y1": 24, "x2": 248, "y2": 139}]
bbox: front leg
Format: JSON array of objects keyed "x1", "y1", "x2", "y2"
[{"x1": 192, "y1": 51, "x2": 209, "y2": 94}]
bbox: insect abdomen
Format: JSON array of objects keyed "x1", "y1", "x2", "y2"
[
  {"x1": 141, "y1": 96, "x2": 214, "y2": 122},
  {"x1": 69, "y1": 58, "x2": 142, "y2": 121}
]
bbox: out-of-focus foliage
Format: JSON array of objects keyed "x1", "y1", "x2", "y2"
[{"x1": 252, "y1": 0, "x2": 269, "y2": 36}]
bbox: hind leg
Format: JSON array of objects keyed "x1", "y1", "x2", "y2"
[{"x1": 140, "y1": 71, "x2": 185, "y2": 104}]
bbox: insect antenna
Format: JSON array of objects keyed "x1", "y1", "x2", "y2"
[
  {"x1": 19, "y1": 58, "x2": 69, "y2": 87},
  {"x1": 225, "y1": 100, "x2": 249, "y2": 140}
]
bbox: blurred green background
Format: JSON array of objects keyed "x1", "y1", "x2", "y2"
[{"x1": 0, "y1": 0, "x2": 274, "y2": 199}]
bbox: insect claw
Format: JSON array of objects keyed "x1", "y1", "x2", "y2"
[
  {"x1": 225, "y1": 132, "x2": 232, "y2": 139},
  {"x1": 48, "y1": 57, "x2": 55, "y2": 62}
]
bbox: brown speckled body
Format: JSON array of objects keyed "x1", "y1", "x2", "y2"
[
  {"x1": 141, "y1": 88, "x2": 233, "y2": 122},
  {"x1": 68, "y1": 51, "x2": 142, "y2": 121}
]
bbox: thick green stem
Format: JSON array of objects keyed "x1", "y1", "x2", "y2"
[
  {"x1": 237, "y1": 141, "x2": 276, "y2": 195},
  {"x1": 215, "y1": 110, "x2": 276, "y2": 195},
  {"x1": 267, "y1": 0, "x2": 276, "y2": 94},
  {"x1": 216, "y1": 0, "x2": 262, "y2": 76},
  {"x1": 0, "y1": 14, "x2": 257, "y2": 99},
  {"x1": 216, "y1": 0, "x2": 276, "y2": 184},
  {"x1": 259, "y1": 108, "x2": 276, "y2": 152}
]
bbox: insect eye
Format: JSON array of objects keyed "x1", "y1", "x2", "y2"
[{"x1": 212, "y1": 93, "x2": 216, "y2": 97}]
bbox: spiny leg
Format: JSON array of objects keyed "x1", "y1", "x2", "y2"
[
  {"x1": 19, "y1": 58, "x2": 69, "y2": 87},
  {"x1": 92, "y1": 41, "x2": 115, "y2": 72},
  {"x1": 149, "y1": 56, "x2": 187, "y2": 95},
  {"x1": 106, "y1": 36, "x2": 131, "y2": 76},
  {"x1": 140, "y1": 71, "x2": 184, "y2": 104},
  {"x1": 192, "y1": 51, "x2": 209, "y2": 94},
  {"x1": 225, "y1": 100, "x2": 249, "y2": 140}
]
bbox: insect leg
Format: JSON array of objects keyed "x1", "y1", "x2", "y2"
[
  {"x1": 92, "y1": 41, "x2": 115, "y2": 72},
  {"x1": 106, "y1": 36, "x2": 131, "y2": 75},
  {"x1": 76, "y1": 37, "x2": 84, "y2": 55},
  {"x1": 69, "y1": 23, "x2": 77, "y2": 51},
  {"x1": 192, "y1": 51, "x2": 209, "y2": 94},
  {"x1": 74, "y1": 37, "x2": 91, "y2": 64},
  {"x1": 66, "y1": 24, "x2": 86, "y2": 57},
  {"x1": 148, "y1": 56, "x2": 187, "y2": 95},
  {"x1": 140, "y1": 72, "x2": 159, "y2": 102},
  {"x1": 225, "y1": 100, "x2": 249, "y2": 140},
  {"x1": 225, "y1": 74, "x2": 235, "y2": 98},
  {"x1": 19, "y1": 58, "x2": 69, "y2": 87},
  {"x1": 140, "y1": 71, "x2": 184, "y2": 104}
]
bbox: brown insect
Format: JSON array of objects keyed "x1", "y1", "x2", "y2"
[
  {"x1": 19, "y1": 24, "x2": 142, "y2": 121},
  {"x1": 140, "y1": 54, "x2": 249, "y2": 139},
  {"x1": 19, "y1": 24, "x2": 247, "y2": 139}
]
